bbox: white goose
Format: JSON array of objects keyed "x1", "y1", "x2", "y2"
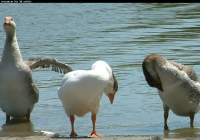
[
  {"x1": 58, "y1": 60, "x2": 118, "y2": 137},
  {"x1": 0, "y1": 17, "x2": 72, "y2": 122},
  {"x1": 142, "y1": 53, "x2": 200, "y2": 130}
]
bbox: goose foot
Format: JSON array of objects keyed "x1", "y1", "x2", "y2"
[
  {"x1": 25, "y1": 112, "x2": 30, "y2": 122},
  {"x1": 88, "y1": 131, "x2": 102, "y2": 138},
  {"x1": 70, "y1": 131, "x2": 78, "y2": 137}
]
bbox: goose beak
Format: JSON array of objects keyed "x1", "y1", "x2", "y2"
[{"x1": 108, "y1": 93, "x2": 115, "y2": 104}]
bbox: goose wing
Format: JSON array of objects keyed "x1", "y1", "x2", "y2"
[
  {"x1": 170, "y1": 61, "x2": 198, "y2": 82},
  {"x1": 24, "y1": 57, "x2": 72, "y2": 74}
]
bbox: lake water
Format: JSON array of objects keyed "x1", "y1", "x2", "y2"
[{"x1": 0, "y1": 3, "x2": 200, "y2": 138}]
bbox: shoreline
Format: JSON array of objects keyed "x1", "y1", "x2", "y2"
[
  {"x1": 0, "y1": 134, "x2": 200, "y2": 140},
  {"x1": 1, "y1": 125, "x2": 200, "y2": 140},
  {"x1": 1, "y1": 126, "x2": 200, "y2": 140}
]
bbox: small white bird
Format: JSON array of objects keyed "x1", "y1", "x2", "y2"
[
  {"x1": 142, "y1": 53, "x2": 200, "y2": 130},
  {"x1": 58, "y1": 60, "x2": 118, "y2": 137},
  {"x1": 40, "y1": 131, "x2": 60, "y2": 138},
  {"x1": 0, "y1": 16, "x2": 72, "y2": 123}
]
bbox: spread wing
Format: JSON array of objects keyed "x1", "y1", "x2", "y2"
[{"x1": 24, "y1": 57, "x2": 72, "y2": 74}]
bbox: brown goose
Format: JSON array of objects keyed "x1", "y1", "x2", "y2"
[
  {"x1": 142, "y1": 53, "x2": 200, "y2": 130},
  {"x1": 0, "y1": 16, "x2": 72, "y2": 123}
]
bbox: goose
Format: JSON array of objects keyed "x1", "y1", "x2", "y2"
[
  {"x1": 58, "y1": 60, "x2": 118, "y2": 137},
  {"x1": 142, "y1": 53, "x2": 200, "y2": 130},
  {"x1": 0, "y1": 16, "x2": 72, "y2": 123}
]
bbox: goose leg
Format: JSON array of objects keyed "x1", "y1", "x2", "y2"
[
  {"x1": 26, "y1": 111, "x2": 30, "y2": 121},
  {"x1": 6, "y1": 114, "x2": 10, "y2": 123},
  {"x1": 69, "y1": 115, "x2": 78, "y2": 137},
  {"x1": 189, "y1": 112, "x2": 195, "y2": 128},
  {"x1": 89, "y1": 114, "x2": 101, "y2": 138},
  {"x1": 164, "y1": 106, "x2": 169, "y2": 130}
]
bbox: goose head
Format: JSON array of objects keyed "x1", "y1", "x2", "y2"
[
  {"x1": 92, "y1": 61, "x2": 118, "y2": 104},
  {"x1": 3, "y1": 16, "x2": 16, "y2": 38},
  {"x1": 103, "y1": 71, "x2": 118, "y2": 104}
]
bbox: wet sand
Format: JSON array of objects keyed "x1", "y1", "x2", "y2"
[
  {"x1": 0, "y1": 118, "x2": 200, "y2": 140},
  {"x1": 1, "y1": 133, "x2": 200, "y2": 140},
  {"x1": 0, "y1": 135, "x2": 199, "y2": 140}
]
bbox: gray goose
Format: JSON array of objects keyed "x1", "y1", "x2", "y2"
[
  {"x1": 0, "y1": 16, "x2": 72, "y2": 122},
  {"x1": 142, "y1": 53, "x2": 200, "y2": 130}
]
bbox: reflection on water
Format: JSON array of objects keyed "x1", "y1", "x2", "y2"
[
  {"x1": 164, "y1": 127, "x2": 200, "y2": 138},
  {"x1": 0, "y1": 118, "x2": 37, "y2": 137}
]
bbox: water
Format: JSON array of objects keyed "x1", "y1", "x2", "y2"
[{"x1": 0, "y1": 3, "x2": 200, "y2": 138}]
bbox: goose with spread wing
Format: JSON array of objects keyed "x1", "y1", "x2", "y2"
[
  {"x1": 0, "y1": 16, "x2": 72, "y2": 122},
  {"x1": 142, "y1": 53, "x2": 200, "y2": 130}
]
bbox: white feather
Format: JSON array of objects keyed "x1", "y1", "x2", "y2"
[{"x1": 58, "y1": 60, "x2": 117, "y2": 117}]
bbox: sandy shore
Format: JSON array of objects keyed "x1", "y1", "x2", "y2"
[
  {"x1": 0, "y1": 135, "x2": 200, "y2": 140},
  {"x1": 0, "y1": 129, "x2": 200, "y2": 140}
]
